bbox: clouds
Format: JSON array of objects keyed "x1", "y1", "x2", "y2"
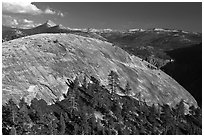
[
  {"x1": 2, "y1": 15, "x2": 40, "y2": 29},
  {"x1": 20, "y1": 23, "x2": 39, "y2": 29},
  {"x1": 2, "y1": 1, "x2": 42, "y2": 15},
  {"x1": 2, "y1": 1, "x2": 65, "y2": 28},
  {"x1": 58, "y1": 12, "x2": 64, "y2": 17},
  {"x1": 19, "y1": 18, "x2": 39, "y2": 29},
  {"x1": 23, "y1": 19, "x2": 34, "y2": 24},
  {"x1": 2, "y1": 1, "x2": 64, "y2": 28},
  {"x1": 2, "y1": 15, "x2": 19, "y2": 27},
  {"x1": 44, "y1": 8, "x2": 64, "y2": 17},
  {"x1": 13, "y1": 19, "x2": 19, "y2": 26},
  {"x1": 44, "y1": 8, "x2": 55, "y2": 15},
  {"x1": 2, "y1": 1, "x2": 64, "y2": 17}
]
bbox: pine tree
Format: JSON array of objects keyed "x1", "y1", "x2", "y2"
[
  {"x1": 65, "y1": 77, "x2": 79, "y2": 112},
  {"x1": 82, "y1": 75, "x2": 87, "y2": 89},
  {"x1": 73, "y1": 77, "x2": 79, "y2": 91},
  {"x1": 10, "y1": 126, "x2": 16, "y2": 135},
  {"x1": 90, "y1": 76, "x2": 100, "y2": 85},
  {"x1": 108, "y1": 70, "x2": 120, "y2": 94},
  {"x1": 135, "y1": 92, "x2": 142, "y2": 107},
  {"x1": 175, "y1": 99, "x2": 185, "y2": 120},
  {"x1": 60, "y1": 113, "x2": 66, "y2": 134},
  {"x1": 161, "y1": 104, "x2": 175, "y2": 133},
  {"x1": 69, "y1": 96, "x2": 78, "y2": 112},
  {"x1": 124, "y1": 81, "x2": 131, "y2": 95}
]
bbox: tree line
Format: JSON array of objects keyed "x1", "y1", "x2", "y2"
[{"x1": 2, "y1": 71, "x2": 202, "y2": 135}]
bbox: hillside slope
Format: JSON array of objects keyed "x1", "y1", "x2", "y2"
[{"x1": 2, "y1": 33, "x2": 197, "y2": 108}]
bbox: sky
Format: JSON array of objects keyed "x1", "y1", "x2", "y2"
[{"x1": 2, "y1": 1, "x2": 202, "y2": 32}]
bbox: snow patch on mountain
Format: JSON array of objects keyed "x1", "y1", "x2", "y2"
[{"x1": 128, "y1": 28, "x2": 145, "y2": 32}]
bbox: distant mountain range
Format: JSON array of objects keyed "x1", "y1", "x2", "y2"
[
  {"x1": 3, "y1": 20, "x2": 201, "y2": 43},
  {"x1": 2, "y1": 20, "x2": 106, "y2": 42}
]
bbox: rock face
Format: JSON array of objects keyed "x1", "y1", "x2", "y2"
[{"x1": 2, "y1": 33, "x2": 197, "y2": 107}]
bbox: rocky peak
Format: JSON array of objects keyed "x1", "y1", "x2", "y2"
[
  {"x1": 52, "y1": 24, "x2": 67, "y2": 30},
  {"x1": 44, "y1": 20, "x2": 57, "y2": 27}
]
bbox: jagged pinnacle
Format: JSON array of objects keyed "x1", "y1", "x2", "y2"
[{"x1": 45, "y1": 20, "x2": 56, "y2": 27}]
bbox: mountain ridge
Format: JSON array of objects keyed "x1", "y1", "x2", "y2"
[{"x1": 2, "y1": 20, "x2": 201, "y2": 41}]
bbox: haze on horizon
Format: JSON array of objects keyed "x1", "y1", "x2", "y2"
[{"x1": 2, "y1": 2, "x2": 202, "y2": 32}]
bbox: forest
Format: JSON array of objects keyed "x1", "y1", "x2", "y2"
[{"x1": 2, "y1": 71, "x2": 202, "y2": 135}]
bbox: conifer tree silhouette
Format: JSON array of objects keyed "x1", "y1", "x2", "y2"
[
  {"x1": 124, "y1": 81, "x2": 131, "y2": 95},
  {"x1": 108, "y1": 70, "x2": 120, "y2": 94},
  {"x1": 60, "y1": 113, "x2": 66, "y2": 134},
  {"x1": 65, "y1": 77, "x2": 79, "y2": 112}
]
